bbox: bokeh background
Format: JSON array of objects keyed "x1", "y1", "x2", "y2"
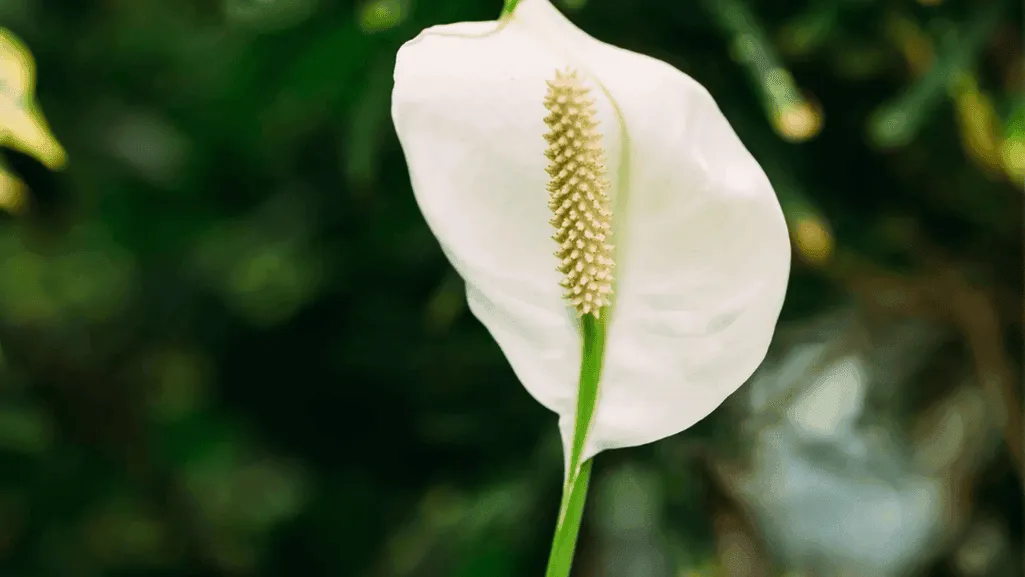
[{"x1": 0, "y1": 0, "x2": 1022, "y2": 575}]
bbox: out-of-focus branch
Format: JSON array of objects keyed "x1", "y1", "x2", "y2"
[
  {"x1": 825, "y1": 253, "x2": 1023, "y2": 483},
  {"x1": 939, "y1": 271, "x2": 1023, "y2": 474}
]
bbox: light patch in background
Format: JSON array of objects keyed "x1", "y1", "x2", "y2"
[
  {"x1": 714, "y1": 1, "x2": 823, "y2": 143},
  {"x1": 913, "y1": 384, "x2": 996, "y2": 476},
  {"x1": 0, "y1": 402, "x2": 53, "y2": 454},
  {"x1": 594, "y1": 465, "x2": 672, "y2": 577},
  {"x1": 179, "y1": 443, "x2": 309, "y2": 573},
  {"x1": 0, "y1": 0, "x2": 32, "y2": 27},
  {"x1": 730, "y1": 312, "x2": 964, "y2": 576},
  {"x1": 0, "y1": 224, "x2": 136, "y2": 325},
  {"x1": 358, "y1": 0, "x2": 409, "y2": 34},
  {"x1": 224, "y1": 0, "x2": 318, "y2": 32},
  {"x1": 786, "y1": 355, "x2": 866, "y2": 439},
  {"x1": 792, "y1": 216, "x2": 833, "y2": 264},
  {"x1": 143, "y1": 348, "x2": 212, "y2": 422},
  {"x1": 0, "y1": 167, "x2": 26, "y2": 214},
  {"x1": 559, "y1": 0, "x2": 590, "y2": 10},
  {"x1": 102, "y1": 109, "x2": 190, "y2": 188},
  {"x1": 190, "y1": 194, "x2": 325, "y2": 328},
  {"x1": 80, "y1": 497, "x2": 167, "y2": 569},
  {"x1": 955, "y1": 518, "x2": 1009, "y2": 576},
  {"x1": 747, "y1": 340, "x2": 824, "y2": 417},
  {"x1": 741, "y1": 431, "x2": 942, "y2": 577}
]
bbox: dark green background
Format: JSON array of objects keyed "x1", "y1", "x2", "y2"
[{"x1": 0, "y1": 0, "x2": 1021, "y2": 575}]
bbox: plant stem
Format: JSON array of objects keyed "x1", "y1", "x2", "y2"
[
  {"x1": 544, "y1": 313, "x2": 606, "y2": 577},
  {"x1": 544, "y1": 458, "x2": 593, "y2": 577},
  {"x1": 500, "y1": 0, "x2": 520, "y2": 17}
]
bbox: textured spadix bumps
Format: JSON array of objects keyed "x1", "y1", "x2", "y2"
[
  {"x1": 544, "y1": 69, "x2": 614, "y2": 317},
  {"x1": 392, "y1": 0, "x2": 791, "y2": 462}
]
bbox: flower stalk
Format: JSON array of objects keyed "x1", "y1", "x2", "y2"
[
  {"x1": 545, "y1": 313, "x2": 605, "y2": 577},
  {"x1": 500, "y1": 0, "x2": 521, "y2": 17}
]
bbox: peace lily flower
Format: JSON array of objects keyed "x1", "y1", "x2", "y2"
[{"x1": 392, "y1": 0, "x2": 790, "y2": 468}]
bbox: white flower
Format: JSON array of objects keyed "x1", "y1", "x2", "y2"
[{"x1": 391, "y1": 0, "x2": 790, "y2": 463}]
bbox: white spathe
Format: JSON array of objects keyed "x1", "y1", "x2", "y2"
[{"x1": 391, "y1": 0, "x2": 790, "y2": 463}]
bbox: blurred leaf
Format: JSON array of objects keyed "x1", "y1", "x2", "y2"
[
  {"x1": 777, "y1": 4, "x2": 839, "y2": 57},
  {"x1": 359, "y1": 0, "x2": 409, "y2": 33},
  {"x1": 423, "y1": 273, "x2": 466, "y2": 333},
  {"x1": 706, "y1": 0, "x2": 822, "y2": 142},
  {"x1": 143, "y1": 348, "x2": 212, "y2": 422},
  {"x1": 0, "y1": 401, "x2": 52, "y2": 454},
  {"x1": 345, "y1": 55, "x2": 395, "y2": 189},
  {"x1": 224, "y1": 0, "x2": 319, "y2": 32},
  {"x1": 80, "y1": 498, "x2": 169, "y2": 570},
  {"x1": 0, "y1": 224, "x2": 136, "y2": 325},
  {"x1": 951, "y1": 72, "x2": 1004, "y2": 179},
  {"x1": 191, "y1": 196, "x2": 325, "y2": 327},
  {"x1": 0, "y1": 163, "x2": 26, "y2": 214},
  {"x1": 1000, "y1": 99, "x2": 1025, "y2": 181},
  {"x1": 0, "y1": 28, "x2": 66, "y2": 169},
  {"x1": 868, "y1": 4, "x2": 1003, "y2": 148}
]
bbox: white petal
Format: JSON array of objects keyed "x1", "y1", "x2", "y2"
[
  {"x1": 514, "y1": 0, "x2": 789, "y2": 459},
  {"x1": 392, "y1": 16, "x2": 622, "y2": 422},
  {"x1": 592, "y1": 71, "x2": 789, "y2": 458}
]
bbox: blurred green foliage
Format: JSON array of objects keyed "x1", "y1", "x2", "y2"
[{"x1": 0, "y1": 0, "x2": 1022, "y2": 576}]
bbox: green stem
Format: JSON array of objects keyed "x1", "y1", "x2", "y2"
[
  {"x1": 500, "y1": 0, "x2": 520, "y2": 17},
  {"x1": 544, "y1": 314, "x2": 606, "y2": 577},
  {"x1": 568, "y1": 315, "x2": 603, "y2": 472},
  {"x1": 544, "y1": 459, "x2": 593, "y2": 577}
]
